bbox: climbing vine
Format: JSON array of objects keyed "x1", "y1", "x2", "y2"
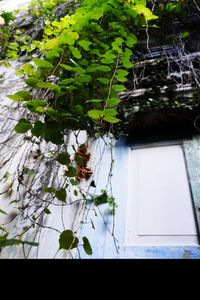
[{"x1": 0, "y1": 0, "x2": 196, "y2": 257}]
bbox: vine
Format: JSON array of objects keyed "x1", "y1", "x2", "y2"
[{"x1": 1, "y1": 0, "x2": 193, "y2": 257}]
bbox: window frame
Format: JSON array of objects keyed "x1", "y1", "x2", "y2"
[
  {"x1": 125, "y1": 140, "x2": 200, "y2": 245},
  {"x1": 79, "y1": 137, "x2": 200, "y2": 258}
]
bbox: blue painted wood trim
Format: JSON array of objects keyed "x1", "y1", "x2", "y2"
[
  {"x1": 79, "y1": 138, "x2": 200, "y2": 259},
  {"x1": 183, "y1": 137, "x2": 200, "y2": 237}
]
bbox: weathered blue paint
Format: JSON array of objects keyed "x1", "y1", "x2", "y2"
[
  {"x1": 79, "y1": 137, "x2": 200, "y2": 259},
  {"x1": 183, "y1": 137, "x2": 200, "y2": 237}
]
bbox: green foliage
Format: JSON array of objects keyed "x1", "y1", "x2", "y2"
[
  {"x1": 7, "y1": 91, "x2": 32, "y2": 102},
  {"x1": 179, "y1": 31, "x2": 190, "y2": 39},
  {"x1": 0, "y1": 0, "x2": 162, "y2": 256},
  {"x1": 5, "y1": 0, "x2": 191, "y2": 257},
  {"x1": 0, "y1": 236, "x2": 39, "y2": 248},
  {"x1": 56, "y1": 152, "x2": 71, "y2": 165},
  {"x1": 5, "y1": 0, "x2": 158, "y2": 144},
  {"x1": 165, "y1": 2, "x2": 182, "y2": 13},
  {"x1": 93, "y1": 190, "x2": 117, "y2": 215},
  {"x1": 43, "y1": 187, "x2": 56, "y2": 193},
  {"x1": 65, "y1": 166, "x2": 77, "y2": 177},
  {"x1": 22, "y1": 64, "x2": 35, "y2": 75},
  {"x1": 0, "y1": 11, "x2": 15, "y2": 25},
  {"x1": 14, "y1": 119, "x2": 32, "y2": 133},
  {"x1": 32, "y1": 58, "x2": 54, "y2": 69},
  {"x1": 55, "y1": 188, "x2": 67, "y2": 202},
  {"x1": 44, "y1": 208, "x2": 51, "y2": 214},
  {"x1": 23, "y1": 168, "x2": 35, "y2": 176},
  {"x1": 59, "y1": 230, "x2": 79, "y2": 250},
  {"x1": 82, "y1": 236, "x2": 93, "y2": 255},
  {"x1": 133, "y1": 4, "x2": 158, "y2": 21}
]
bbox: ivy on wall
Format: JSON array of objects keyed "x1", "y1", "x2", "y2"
[{"x1": 0, "y1": 0, "x2": 193, "y2": 256}]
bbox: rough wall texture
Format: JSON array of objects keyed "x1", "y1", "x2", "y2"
[{"x1": 0, "y1": 63, "x2": 89, "y2": 258}]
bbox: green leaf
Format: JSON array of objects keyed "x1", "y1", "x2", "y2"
[
  {"x1": 115, "y1": 69, "x2": 129, "y2": 82},
  {"x1": 116, "y1": 69, "x2": 129, "y2": 77},
  {"x1": 16, "y1": 91, "x2": 32, "y2": 100},
  {"x1": 16, "y1": 68, "x2": 23, "y2": 76},
  {"x1": 44, "y1": 122, "x2": 64, "y2": 145},
  {"x1": 22, "y1": 64, "x2": 35, "y2": 76},
  {"x1": 75, "y1": 155, "x2": 84, "y2": 167},
  {"x1": 112, "y1": 85, "x2": 126, "y2": 92},
  {"x1": 33, "y1": 58, "x2": 54, "y2": 69},
  {"x1": 82, "y1": 236, "x2": 93, "y2": 255},
  {"x1": 103, "y1": 108, "x2": 120, "y2": 123},
  {"x1": 25, "y1": 77, "x2": 40, "y2": 88},
  {"x1": 74, "y1": 105, "x2": 84, "y2": 115},
  {"x1": 125, "y1": 35, "x2": 137, "y2": 48},
  {"x1": 73, "y1": 66, "x2": 86, "y2": 74},
  {"x1": 60, "y1": 31, "x2": 79, "y2": 45},
  {"x1": 97, "y1": 78, "x2": 109, "y2": 85},
  {"x1": 179, "y1": 31, "x2": 190, "y2": 39},
  {"x1": 37, "y1": 82, "x2": 60, "y2": 91},
  {"x1": 0, "y1": 60, "x2": 11, "y2": 68},
  {"x1": 134, "y1": 4, "x2": 158, "y2": 21},
  {"x1": 102, "y1": 50, "x2": 116, "y2": 64},
  {"x1": 88, "y1": 110, "x2": 104, "y2": 120},
  {"x1": 55, "y1": 189, "x2": 67, "y2": 202},
  {"x1": 59, "y1": 230, "x2": 79, "y2": 250},
  {"x1": 74, "y1": 190, "x2": 78, "y2": 196},
  {"x1": 59, "y1": 32, "x2": 75, "y2": 46},
  {"x1": 121, "y1": 59, "x2": 133, "y2": 68},
  {"x1": 69, "y1": 32, "x2": 79, "y2": 40},
  {"x1": 76, "y1": 75, "x2": 92, "y2": 84},
  {"x1": 104, "y1": 108, "x2": 118, "y2": 117},
  {"x1": 15, "y1": 119, "x2": 32, "y2": 133},
  {"x1": 44, "y1": 208, "x2": 51, "y2": 215},
  {"x1": 78, "y1": 40, "x2": 92, "y2": 51},
  {"x1": 61, "y1": 78, "x2": 75, "y2": 85},
  {"x1": 94, "y1": 191, "x2": 108, "y2": 206},
  {"x1": 65, "y1": 166, "x2": 77, "y2": 178},
  {"x1": 87, "y1": 65, "x2": 111, "y2": 73},
  {"x1": 70, "y1": 179, "x2": 78, "y2": 186},
  {"x1": 112, "y1": 37, "x2": 124, "y2": 53},
  {"x1": 103, "y1": 116, "x2": 120, "y2": 123},
  {"x1": 166, "y1": 3, "x2": 182, "y2": 13},
  {"x1": 31, "y1": 121, "x2": 45, "y2": 137},
  {"x1": 7, "y1": 91, "x2": 32, "y2": 102},
  {"x1": 25, "y1": 99, "x2": 46, "y2": 112},
  {"x1": 121, "y1": 48, "x2": 133, "y2": 68},
  {"x1": 60, "y1": 64, "x2": 74, "y2": 71},
  {"x1": 45, "y1": 49, "x2": 60, "y2": 60},
  {"x1": 44, "y1": 27, "x2": 53, "y2": 36},
  {"x1": 56, "y1": 152, "x2": 71, "y2": 165},
  {"x1": 23, "y1": 168, "x2": 35, "y2": 176},
  {"x1": 69, "y1": 46, "x2": 82, "y2": 59},
  {"x1": 106, "y1": 98, "x2": 121, "y2": 107},
  {"x1": 7, "y1": 94, "x2": 24, "y2": 102},
  {"x1": 0, "y1": 11, "x2": 15, "y2": 25},
  {"x1": 43, "y1": 187, "x2": 56, "y2": 193}
]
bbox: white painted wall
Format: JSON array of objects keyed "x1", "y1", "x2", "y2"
[
  {"x1": 0, "y1": 0, "x2": 30, "y2": 11},
  {"x1": 0, "y1": 61, "x2": 91, "y2": 258}
]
